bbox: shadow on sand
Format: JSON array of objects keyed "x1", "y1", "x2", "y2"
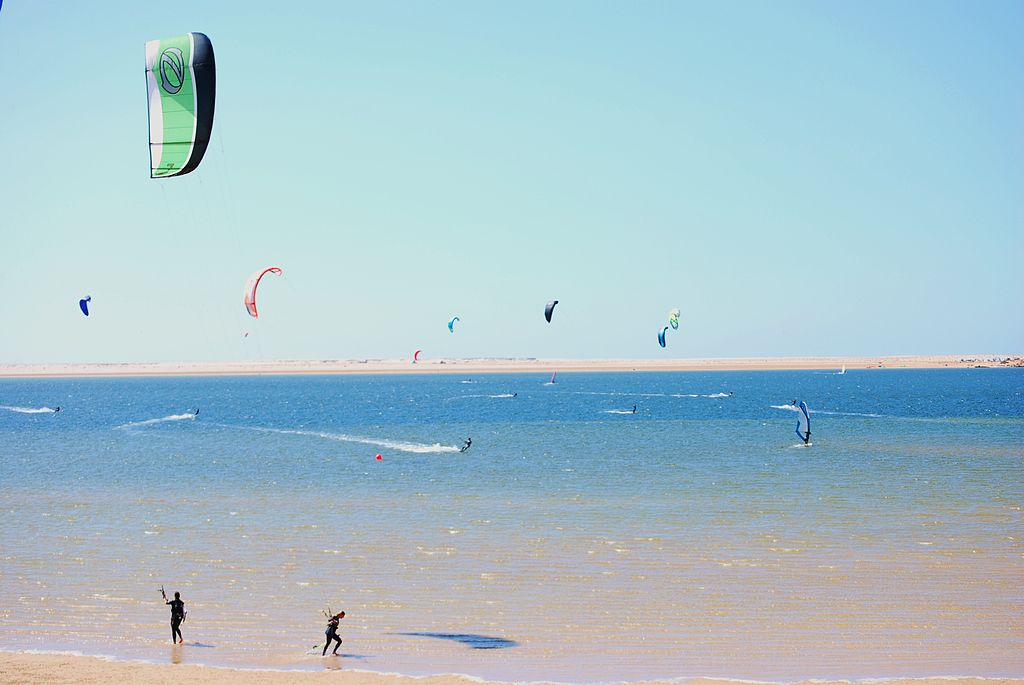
[{"x1": 394, "y1": 632, "x2": 518, "y2": 649}]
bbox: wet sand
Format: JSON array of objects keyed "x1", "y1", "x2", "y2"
[
  {"x1": 0, "y1": 354, "x2": 1017, "y2": 378},
  {"x1": 2, "y1": 653, "x2": 1021, "y2": 685}
]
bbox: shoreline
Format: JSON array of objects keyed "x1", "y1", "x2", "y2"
[
  {"x1": 1, "y1": 653, "x2": 1022, "y2": 685},
  {"x1": 0, "y1": 354, "x2": 1019, "y2": 379}
]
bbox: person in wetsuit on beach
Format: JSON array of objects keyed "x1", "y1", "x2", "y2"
[
  {"x1": 322, "y1": 611, "x2": 345, "y2": 656},
  {"x1": 165, "y1": 591, "x2": 185, "y2": 644}
]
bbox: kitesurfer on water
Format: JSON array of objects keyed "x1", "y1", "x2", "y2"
[
  {"x1": 193, "y1": 409, "x2": 199, "y2": 416},
  {"x1": 460, "y1": 437, "x2": 472, "y2": 453},
  {"x1": 54, "y1": 407, "x2": 60, "y2": 412},
  {"x1": 632, "y1": 405, "x2": 637, "y2": 414},
  {"x1": 163, "y1": 589, "x2": 186, "y2": 644},
  {"x1": 322, "y1": 611, "x2": 345, "y2": 656}
]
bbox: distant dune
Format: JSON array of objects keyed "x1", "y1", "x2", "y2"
[{"x1": 0, "y1": 355, "x2": 1019, "y2": 378}]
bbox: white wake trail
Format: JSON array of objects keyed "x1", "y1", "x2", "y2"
[
  {"x1": 1, "y1": 405, "x2": 56, "y2": 414},
  {"x1": 247, "y1": 426, "x2": 460, "y2": 454},
  {"x1": 116, "y1": 413, "x2": 196, "y2": 429}
]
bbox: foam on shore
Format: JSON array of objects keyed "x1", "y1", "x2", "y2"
[{"x1": 2, "y1": 652, "x2": 1022, "y2": 685}]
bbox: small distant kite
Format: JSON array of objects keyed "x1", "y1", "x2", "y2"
[
  {"x1": 544, "y1": 300, "x2": 559, "y2": 323},
  {"x1": 244, "y1": 267, "x2": 282, "y2": 318},
  {"x1": 413, "y1": 349, "x2": 422, "y2": 363},
  {"x1": 79, "y1": 296, "x2": 92, "y2": 317},
  {"x1": 668, "y1": 308, "x2": 680, "y2": 330},
  {"x1": 657, "y1": 326, "x2": 669, "y2": 348},
  {"x1": 448, "y1": 316, "x2": 460, "y2": 333}
]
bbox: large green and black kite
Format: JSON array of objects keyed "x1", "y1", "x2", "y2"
[{"x1": 145, "y1": 32, "x2": 216, "y2": 178}]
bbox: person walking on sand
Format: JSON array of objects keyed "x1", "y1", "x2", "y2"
[
  {"x1": 323, "y1": 611, "x2": 345, "y2": 656},
  {"x1": 162, "y1": 588, "x2": 186, "y2": 644}
]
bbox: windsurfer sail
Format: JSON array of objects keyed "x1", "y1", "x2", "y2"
[{"x1": 794, "y1": 400, "x2": 811, "y2": 444}]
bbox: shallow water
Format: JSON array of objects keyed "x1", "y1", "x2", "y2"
[{"x1": 1, "y1": 369, "x2": 1022, "y2": 681}]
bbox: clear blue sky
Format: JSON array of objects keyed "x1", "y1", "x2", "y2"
[{"x1": 1, "y1": 1, "x2": 1021, "y2": 363}]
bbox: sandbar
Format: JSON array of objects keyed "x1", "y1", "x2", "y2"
[{"x1": 0, "y1": 355, "x2": 1019, "y2": 378}]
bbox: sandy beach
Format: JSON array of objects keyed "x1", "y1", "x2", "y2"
[
  {"x1": 0, "y1": 652, "x2": 468, "y2": 685},
  {"x1": 0, "y1": 354, "x2": 1018, "y2": 378},
  {"x1": 1, "y1": 653, "x2": 1021, "y2": 685}
]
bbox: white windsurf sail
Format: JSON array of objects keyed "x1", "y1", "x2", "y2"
[{"x1": 795, "y1": 401, "x2": 811, "y2": 442}]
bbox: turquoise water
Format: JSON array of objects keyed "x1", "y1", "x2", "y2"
[{"x1": 1, "y1": 369, "x2": 1022, "y2": 681}]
